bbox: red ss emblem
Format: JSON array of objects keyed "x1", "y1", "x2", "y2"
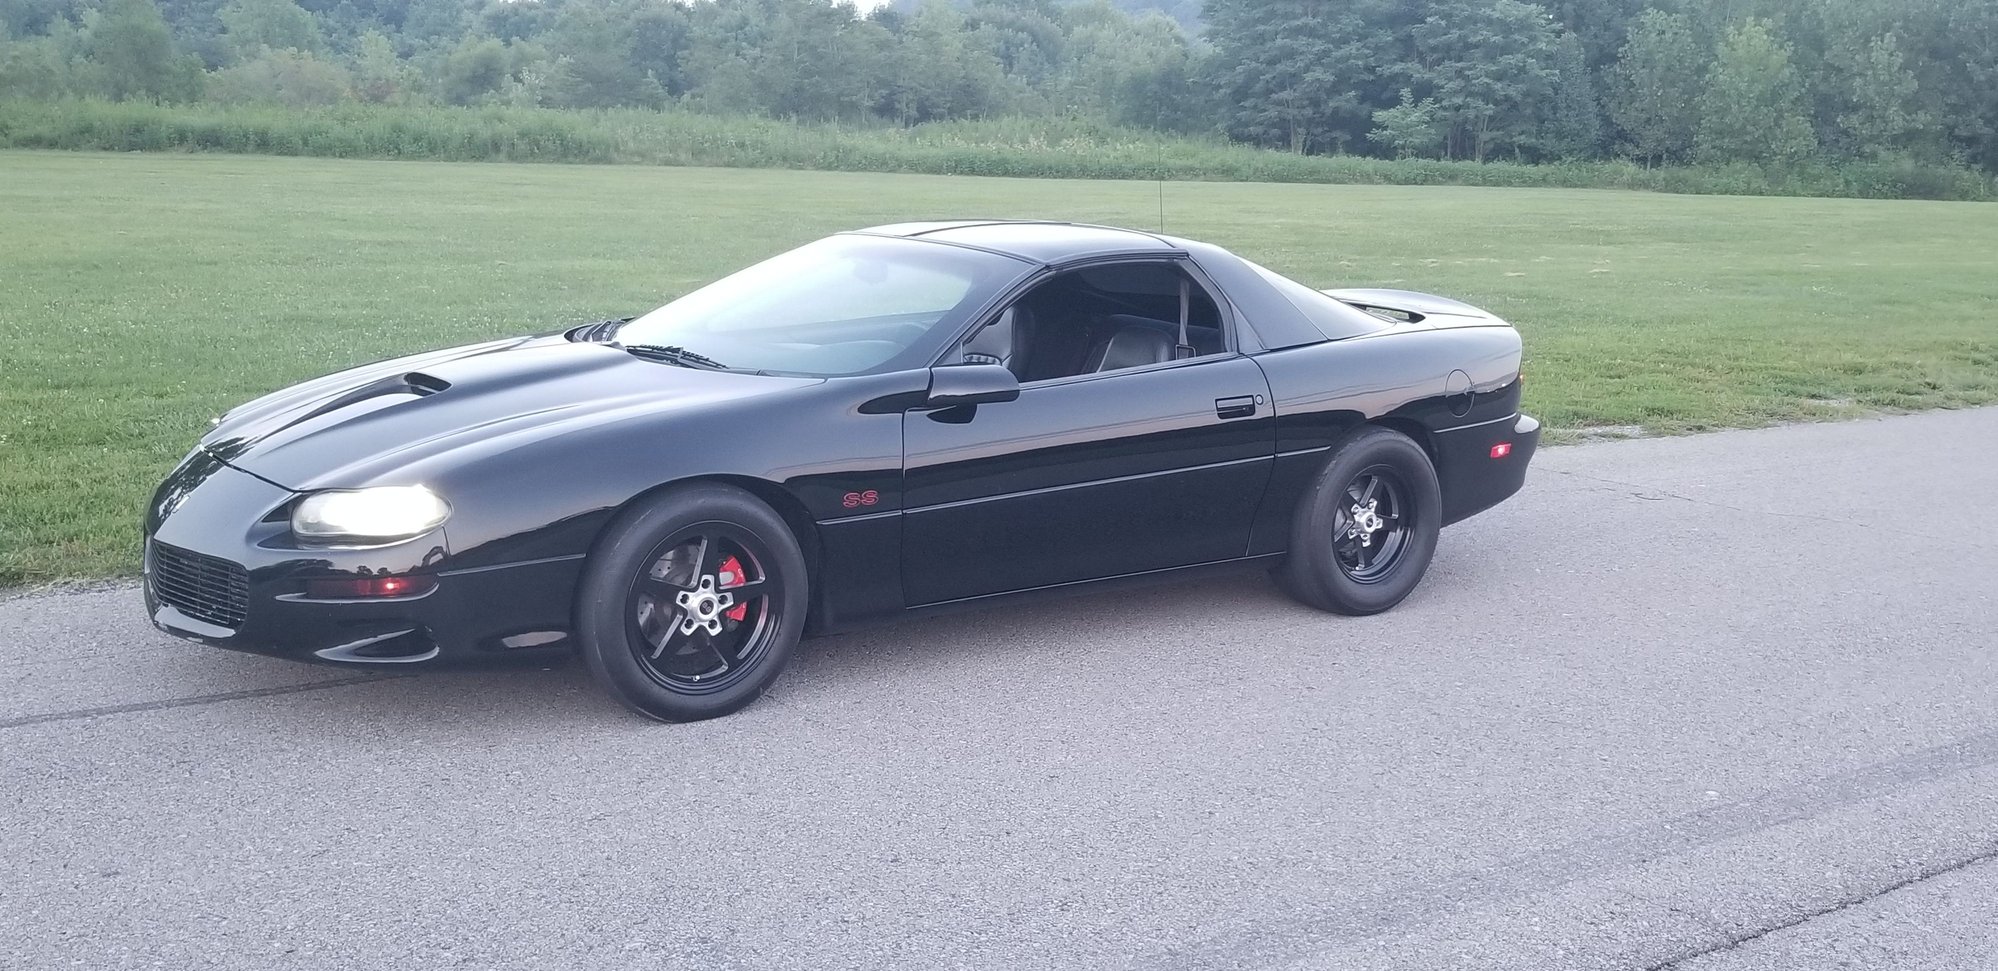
[{"x1": 842, "y1": 490, "x2": 880, "y2": 509}]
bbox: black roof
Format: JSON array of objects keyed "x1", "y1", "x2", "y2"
[{"x1": 852, "y1": 220, "x2": 1182, "y2": 264}]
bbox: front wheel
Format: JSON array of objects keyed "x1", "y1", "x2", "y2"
[
  {"x1": 576, "y1": 483, "x2": 809, "y2": 722},
  {"x1": 1275, "y1": 427, "x2": 1442, "y2": 615}
]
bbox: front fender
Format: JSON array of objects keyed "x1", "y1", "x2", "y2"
[{"x1": 411, "y1": 370, "x2": 922, "y2": 572}]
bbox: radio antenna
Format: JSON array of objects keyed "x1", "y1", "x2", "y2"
[{"x1": 1155, "y1": 113, "x2": 1168, "y2": 234}]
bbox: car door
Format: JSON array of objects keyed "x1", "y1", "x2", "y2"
[{"x1": 900, "y1": 260, "x2": 1276, "y2": 606}]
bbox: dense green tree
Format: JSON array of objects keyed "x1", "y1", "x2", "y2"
[
  {"x1": 1, "y1": 0, "x2": 85, "y2": 37},
  {"x1": 4, "y1": 0, "x2": 1997, "y2": 175},
  {"x1": 1204, "y1": 0, "x2": 1389, "y2": 154},
  {"x1": 1608, "y1": 9, "x2": 1699, "y2": 166},
  {"x1": 435, "y1": 32, "x2": 532, "y2": 105},
  {"x1": 217, "y1": 0, "x2": 319, "y2": 61},
  {"x1": 747, "y1": 0, "x2": 894, "y2": 120},
  {"x1": 1695, "y1": 19, "x2": 1816, "y2": 165},
  {"x1": 1832, "y1": 33, "x2": 1925, "y2": 160},
  {"x1": 0, "y1": 19, "x2": 93, "y2": 96},
  {"x1": 1409, "y1": 0, "x2": 1562, "y2": 161},
  {"x1": 208, "y1": 44, "x2": 344, "y2": 101},
  {"x1": 537, "y1": 0, "x2": 674, "y2": 108},
  {"x1": 964, "y1": 0, "x2": 1064, "y2": 88},
  {"x1": 1943, "y1": 1, "x2": 1998, "y2": 168},
  {"x1": 478, "y1": 0, "x2": 553, "y2": 44},
  {"x1": 87, "y1": 0, "x2": 202, "y2": 100},
  {"x1": 1369, "y1": 88, "x2": 1446, "y2": 158},
  {"x1": 394, "y1": 0, "x2": 467, "y2": 54},
  {"x1": 348, "y1": 27, "x2": 412, "y2": 102},
  {"x1": 1543, "y1": 30, "x2": 1600, "y2": 158},
  {"x1": 890, "y1": 0, "x2": 1198, "y2": 29},
  {"x1": 1057, "y1": 3, "x2": 1199, "y2": 128},
  {"x1": 877, "y1": 1, "x2": 1011, "y2": 123},
  {"x1": 1542, "y1": 0, "x2": 1646, "y2": 69}
]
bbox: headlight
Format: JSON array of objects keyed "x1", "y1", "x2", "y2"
[{"x1": 292, "y1": 486, "x2": 450, "y2": 543}]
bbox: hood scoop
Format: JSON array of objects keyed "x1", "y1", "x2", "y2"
[
  {"x1": 220, "y1": 371, "x2": 454, "y2": 457},
  {"x1": 285, "y1": 372, "x2": 451, "y2": 426}
]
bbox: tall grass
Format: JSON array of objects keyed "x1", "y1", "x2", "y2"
[{"x1": 2, "y1": 99, "x2": 1993, "y2": 201}]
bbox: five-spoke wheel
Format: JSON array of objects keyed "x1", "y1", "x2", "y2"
[
  {"x1": 1333, "y1": 468, "x2": 1414, "y2": 584},
  {"x1": 578, "y1": 484, "x2": 807, "y2": 722},
  {"x1": 1276, "y1": 427, "x2": 1442, "y2": 615},
  {"x1": 628, "y1": 527, "x2": 780, "y2": 694}
]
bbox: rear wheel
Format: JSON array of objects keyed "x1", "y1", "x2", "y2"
[
  {"x1": 1275, "y1": 427, "x2": 1442, "y2": 615},
  {"x1": 577, "y1": 483, "x2": 808, "y2": 722}
]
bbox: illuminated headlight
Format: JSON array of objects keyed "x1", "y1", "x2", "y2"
[{"x1": 292, "y1": 486, "x2": 450, "y2": 543}]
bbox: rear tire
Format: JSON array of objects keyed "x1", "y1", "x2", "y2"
[
  {"x1": 576, "y1": 483, "x2": 808, "y2": 722},
  {"x1": 1275, "y1": 427, "x2": 1442, "y2": 616}
]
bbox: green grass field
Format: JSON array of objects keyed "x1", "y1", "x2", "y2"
[{"x1": 3, "y1": 149, "x2": 1995, "y2": 584}]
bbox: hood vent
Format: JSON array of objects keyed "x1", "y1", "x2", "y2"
[{"x1": 404, "y1": 372, "x2": 450, "y2": 396}]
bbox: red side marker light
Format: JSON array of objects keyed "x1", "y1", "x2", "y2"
[
  {"x1": 1490, "y1": 442, "x2": 1514, "y2": 460},
  {"x1": 306, "y1": 575, "x2": 437, "y2": 599}
]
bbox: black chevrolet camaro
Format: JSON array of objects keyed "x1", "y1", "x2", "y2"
[{"x1": 145, "y1": 221, "x2": 1538, "y2": 721}]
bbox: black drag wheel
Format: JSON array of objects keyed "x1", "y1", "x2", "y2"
[
  {"x1": 1275, "y1": 426, "x2": 1442, "y2": 616},
  {"x1": 576, "y1": 483, "x2": 808, "y2": 722}
]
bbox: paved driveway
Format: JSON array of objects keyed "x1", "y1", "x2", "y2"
[{"x1": 4, "y1": 408, "x2": 1994, "y2": 970}]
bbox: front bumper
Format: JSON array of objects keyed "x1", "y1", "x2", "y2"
[{"x1": 143, "y1": 451, "x2": 581, "y2": 667}]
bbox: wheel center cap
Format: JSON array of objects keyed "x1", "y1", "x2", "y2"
[
  {"x1": 673, "y1": 576, "x2": 735, "y2": 636},
  {"x1": 1348, "y1": 499, "x2": 1386, "y2": 547}
]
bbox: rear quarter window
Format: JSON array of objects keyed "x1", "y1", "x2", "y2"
[{"x1": 1243, "y1": 260, "x2": 1394, "y2": 342}]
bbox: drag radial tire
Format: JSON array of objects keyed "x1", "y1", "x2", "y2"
[
  {"x1": 1275, "y1": 426, "x2": 1443, "y2": 616},
  {"x1": 577, "y1": 483, "x2": 809, "y2": 722}
]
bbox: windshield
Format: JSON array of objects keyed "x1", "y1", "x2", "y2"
[{"x1": 612, "y1": 235, "x2": 1026, "y2": 376}]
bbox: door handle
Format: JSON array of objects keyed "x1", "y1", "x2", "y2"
[{"x1": 1215, "y1": 395, "x2": 1259, "y2": 419}]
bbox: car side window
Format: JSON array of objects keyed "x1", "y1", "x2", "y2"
[{"x1": 950, "y1": 261, "x2": 1229, "y2": 384}]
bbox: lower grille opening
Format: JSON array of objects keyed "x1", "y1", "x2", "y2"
[{"x1": 150, "y1": 541, "x2": 250, "y2": 629}]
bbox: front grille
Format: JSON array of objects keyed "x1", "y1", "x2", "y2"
[{"x1": 150, "y1": 541, "x2": 249, "y2": 629}]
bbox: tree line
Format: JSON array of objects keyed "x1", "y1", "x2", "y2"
[{"x1": 3, "y1": 0, "x2": 1994, "y2": 174}]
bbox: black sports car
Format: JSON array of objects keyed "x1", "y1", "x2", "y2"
[{"x1": 145, "y1": 221, "x2": 1538, "y2": 721}]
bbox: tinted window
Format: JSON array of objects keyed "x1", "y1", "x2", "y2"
[
  {"x1": 1242, "y1": 260, "x2": 1391, "y2": 342},
  {"x1": 952, "y1": 261, "x2": 1228, "y2": 383},
  {"x1": 616, "y1": 235, "x2": 1025, "y2": 376}
]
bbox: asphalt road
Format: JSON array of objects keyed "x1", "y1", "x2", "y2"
[{"x1": 4, "y1": 407, "x2": 1995, "y2": 971}]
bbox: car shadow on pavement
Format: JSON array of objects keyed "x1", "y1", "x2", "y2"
[{"x1": 140, "y1": 567, "x2": 1310, "y2": 732}]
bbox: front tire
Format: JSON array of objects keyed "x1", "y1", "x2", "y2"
[
  {"x1": 577, "y1": 483, "x2": 808, "y2": 722},
  {"x1": 1275, "y1": 427, "x2": 1442, "y2": 616}
]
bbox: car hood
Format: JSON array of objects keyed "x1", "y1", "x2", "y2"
[{"x1": 202, "y1": 335, "x2": 815, "y2": 491}]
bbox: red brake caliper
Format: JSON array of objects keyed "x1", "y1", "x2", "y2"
[{"x1": 716, "y1": 555, "x2": 750, "y2": 622}]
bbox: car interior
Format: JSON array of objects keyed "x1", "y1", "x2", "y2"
[{"x1": 950, "y1": 261, "x2": 1228, "y2": 383}]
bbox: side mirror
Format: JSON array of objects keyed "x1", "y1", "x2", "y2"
[{"x1": 926, "y1": 364, "x2": 1021, "y2": 409}]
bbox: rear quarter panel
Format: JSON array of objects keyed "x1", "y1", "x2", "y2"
[{"x1": 1248, "y1": 326, "x2": 1525, "y2": 553}]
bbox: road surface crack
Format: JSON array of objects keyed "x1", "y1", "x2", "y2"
[
  {"x1": 1641, "y1": 842, "x2": 1998, "y2": 970},
  {"x1": 0, "y1": 674, "x2": 411, "y2": 730}
]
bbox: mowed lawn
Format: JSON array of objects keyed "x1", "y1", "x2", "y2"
[{"x1": 3, "y1": 150, "x2": 1995, "y2": 584}]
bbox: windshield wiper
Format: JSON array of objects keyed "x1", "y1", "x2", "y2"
[{"x1": 613, "y1": 343, "x2": 732, "y2": 371}]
